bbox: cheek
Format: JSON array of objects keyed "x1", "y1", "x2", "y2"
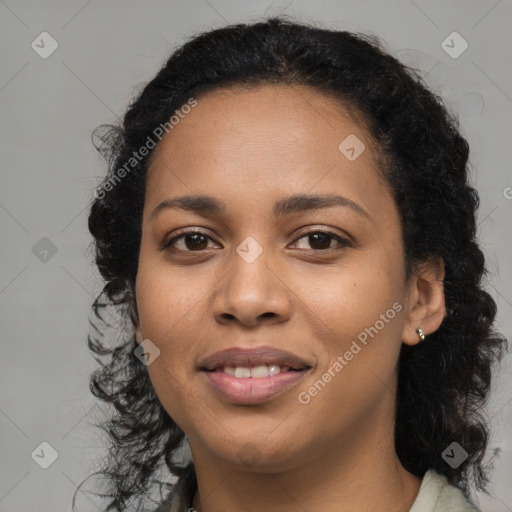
[
  {"x1": 294, "y1": 271, "x2": 404, "y2": 434},
  {"x1": 136, "y1": 279, "x2": 203, "y2": 378},
  {"x1": 296, "y1": 258, "x2": 405, "y2": 387},
  {"x1": 134, "y1": 263, "x2": 196, "y2": 389},
  {"x1": 298, "y1": 257, "x2": 402, "y2": 339},
  {"x1": 136, "y1": 246, "x2": 207, "y2": 335},
  {"x1": 135, "y1": 283, "x2": 203, "y2": 431}
]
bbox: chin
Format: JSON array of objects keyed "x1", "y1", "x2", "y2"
[{"x1": 207, "y1": 436, "x2": 310, "y2": 474}]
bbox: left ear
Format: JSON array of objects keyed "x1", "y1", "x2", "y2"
[
  {"x1": 135, "y1": 322, "x2": 143, "y2": 344},
  {"x1": 402, "y1": 256, "x2": 446, "y2": 346}
]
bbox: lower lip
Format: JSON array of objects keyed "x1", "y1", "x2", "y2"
[{"x1": 202, "y1": 369, "x2": 310, "y2": 404}]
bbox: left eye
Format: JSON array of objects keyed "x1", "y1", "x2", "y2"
[
  {"x1": 291, "y1": 231, "x2": 351, "y2": 251},
  {"x1": 162, "y1": 229, "x2": 351, "y2": 252}
]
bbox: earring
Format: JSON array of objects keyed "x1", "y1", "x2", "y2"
[{"x1": 416, "y1": 327, "x2": 425, "y2": 342}]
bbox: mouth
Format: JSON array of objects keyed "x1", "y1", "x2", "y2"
[
  {"x1": 198, "y1": 346, "x2": 312, "y2": 404},
  {"x1": 198, "y1": 345, "x2": 311, "y2": 373},
  {"x1": 203, "y1": 364, "x2": 308, "y2": 378}
]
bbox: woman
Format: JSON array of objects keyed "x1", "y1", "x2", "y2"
[{"x1": 83, "y1": 17, "x2": 507, "y2": 512}]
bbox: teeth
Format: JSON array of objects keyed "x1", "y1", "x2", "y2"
[
  {"x1": 251, "y1": 365, "x2": 269, "y2": 378},
  {"x1": 234, "y1": 367, "x2": 251, "y2": 378},
  {"x1": 222, "y1": 364, "x2": 292, "y2": 378},
  {"x1": 268, "y1": 365, "x2": 281, "y2": 376}
]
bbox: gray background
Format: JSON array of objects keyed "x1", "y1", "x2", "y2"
[{"x1": 0, "y1": 1, "x2": 511, "y2": 511}]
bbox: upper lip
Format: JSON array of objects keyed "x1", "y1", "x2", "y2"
[{"x1": 199, "y1": 346, "x2": 311, "y2": 371}]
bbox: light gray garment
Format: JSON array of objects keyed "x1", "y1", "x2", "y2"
[{"x1": 409, "y1": 469, "x2": 481, "y2": 512}]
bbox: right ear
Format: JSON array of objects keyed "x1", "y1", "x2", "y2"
[{"x1": 130, "y1": 296, "x2": 143, "y2": 344}]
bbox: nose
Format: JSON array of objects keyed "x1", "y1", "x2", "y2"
[{"x1": 211, "y1": 250, "x2": 292, "y2": 328}]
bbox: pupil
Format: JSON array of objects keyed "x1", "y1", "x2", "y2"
[
  {"x1": 310, "y1": 233, "x2": 331, "y2": 250},
  {"x1": 186, "y1": 234, "x2": 207, "y2": 250}
]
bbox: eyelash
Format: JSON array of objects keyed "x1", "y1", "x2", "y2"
[{"x1": 161, "y1": 228, "x2": 352, "y2": 254}]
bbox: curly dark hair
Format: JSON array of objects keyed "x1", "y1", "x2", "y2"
[{"x1": 80, "y1": 15, "x2": 508, "y2": 512}]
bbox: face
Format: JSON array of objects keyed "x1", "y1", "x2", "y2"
[{"x1": 134, "y1": 84, "x2": 430, "y2": 471}]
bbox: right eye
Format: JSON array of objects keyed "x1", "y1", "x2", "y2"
[{"x1": 161, "y1": 230, "x2": 220, "y2": 252}]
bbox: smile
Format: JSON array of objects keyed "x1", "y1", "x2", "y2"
[{"x1": 210, "y1": 364, "x2": 301, "y2": 378}]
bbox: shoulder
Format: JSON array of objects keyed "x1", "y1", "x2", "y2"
[{"x1": 408, "y1": 469, "x2": 481, "y2": 512}]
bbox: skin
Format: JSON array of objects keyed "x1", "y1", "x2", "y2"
[{"x1": 134, "y1": 84, "x2": 446, "y2": 512}]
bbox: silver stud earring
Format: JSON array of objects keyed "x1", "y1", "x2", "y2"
[{"x1": 416, "y1": 327, "x2": 425, "y2": 342}]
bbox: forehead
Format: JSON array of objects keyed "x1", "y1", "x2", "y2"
[{"x1": 145, "y1": 84, "x2": 392, "y2": 220}]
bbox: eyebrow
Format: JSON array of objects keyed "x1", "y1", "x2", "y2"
[{"x1": 150, "y1": 193, "x2": 370, "y2": 221}]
